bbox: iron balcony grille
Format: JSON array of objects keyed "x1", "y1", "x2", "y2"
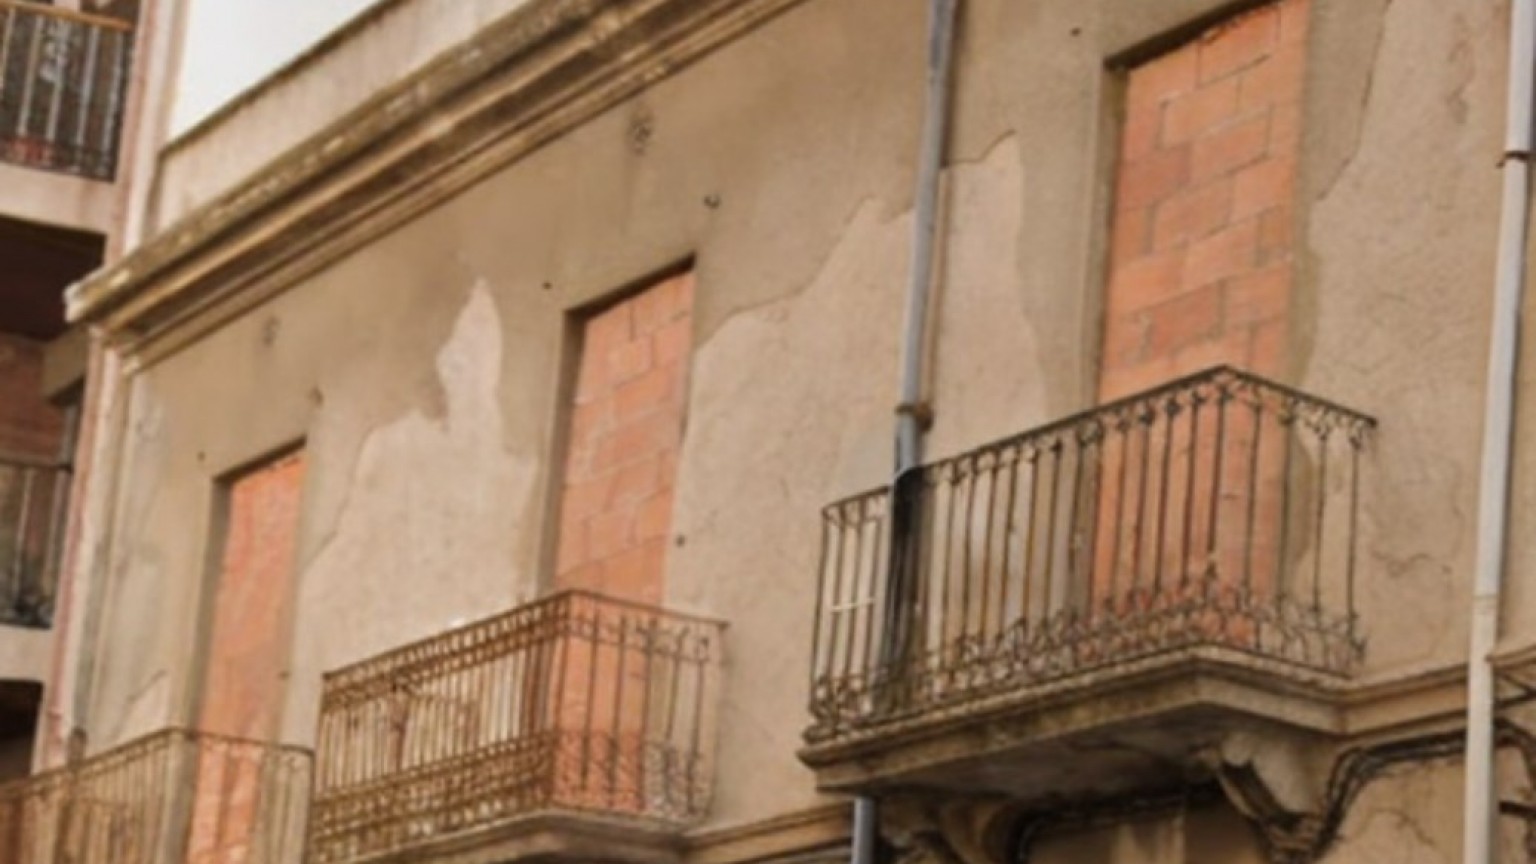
[
  {"x1": 0, "y1": 455, "x2": 70, "y2": 628},
  {"x1": 309, "y1": 589, "x2": 724, "y2": 864},
  {"x1": 807, "y1": 366, "x2": 1376, "y2": 742},
  {"x1": 0, "y1": 0, "x2": 133, "y2": 180},
  {"x1": 0, "y1": 728, "x2": 312, "y2": 864}
]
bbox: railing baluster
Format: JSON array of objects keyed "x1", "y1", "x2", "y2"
[
  {"x1": 72, "y1": 23, "x2": 99, "y2": 156},
  {"x1": 996, "y1": 448, "x2": 1021, "y2": 639},
  {"x1": 1021, "y1": 447, "x2": 1041, "y2": 630},
  {"x1": 1152, "y1": 398, "x2": 1175, "y2": 595},
  {"x1": 1313, "y1": 424, "x2": 1331, "y2": 615},
  {"x1": 1275, "y1": 399, "x2": 1296, "y2": 603},
  {"x1": 1181, "y1": 390, "x2": 1202, "y2": 588},
  {"x1": 17, "y1": 17, "x2": 41, "y2": 135}
]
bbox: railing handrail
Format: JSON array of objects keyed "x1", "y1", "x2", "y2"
[
  {"x1": 823, "y1": 365, "x2": 1378, "y2": 516},
  {"x1": 320, "y1": 587, "x2": 725, "y2": 688},
  {"x1": 0, "y1": 0, "x2": 133, "y2": 32},
  {"x1": 0, "y1": 727, "x2": 313, "y2": 797}
]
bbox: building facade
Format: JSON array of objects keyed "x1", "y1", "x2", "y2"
[
  {"x1": 0, "y1": 0, "x2": 164, "y2": 788},
  {"x1": 3, "y1": 0, "x2": 1535, "y2": 862}
]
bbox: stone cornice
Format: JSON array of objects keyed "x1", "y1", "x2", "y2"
[{"x1": 68, "y1": 0, "x2": 809, "y2": 356}]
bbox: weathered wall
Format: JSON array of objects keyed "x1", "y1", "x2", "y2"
[{"x1": 80, "y1": 0, "x2": 1516, "y2": 849}]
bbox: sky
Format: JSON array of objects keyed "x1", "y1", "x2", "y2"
[{"x1": 170, "y1": 0, "x2": 376, "y2": 134}]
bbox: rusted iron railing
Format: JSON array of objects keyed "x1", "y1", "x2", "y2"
[
  {"x1": 0, "y1": 728, "x2": 312, "y2": 864},
  {"x1": 309, "y1": 590, "x2": 724, "y2": 863},
  {"x1": 0, "y1": 455, "x2": 70, "y2": 628},
  {"x1": 0, "y1": 0, "x2": 133, "y2": 179},
  {"x1": 808, "y1": 366, "x2": 1376, "y2": 740}
]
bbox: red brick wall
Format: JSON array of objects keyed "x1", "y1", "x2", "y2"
[
  {"x1": 1101, "y1": 0, "x2": 1307, "y2": 400},
  {"x1": 0, "y1": 333, "x2": 65, "y2": 461},
  {"x1": 199, "y1": 451, "x2": 305, "y2": 739},
  {"x1": 554, "y1": 273, "x2": 693, "y2": 605},
  {"x1": 191, "y1": 451, "x2": 305, "y2": 863}
]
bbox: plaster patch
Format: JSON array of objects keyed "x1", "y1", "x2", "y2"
[
  {"x1": 284, "y1": 282, "x2": 536, "y2": 742},
  {"x1": 926, "y1": 133, "x2": 1046, "y2": 459}
]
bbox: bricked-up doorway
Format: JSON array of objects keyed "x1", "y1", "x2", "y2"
[
  {"x1": 553, "y1": 271, "x2": 693, "y2": 605},
  {"x1": 198, "y1": 449, "x2": 305, "y2": 740},
  {"x1": 1090, "y1": 0, "x2": 1309, "y2": 616},
  {"x1": 548, "y1": 272, "x2": 694, "y2": 816},
  {"x1": 1100, "y1": 0, "x2": 1306, "y2": 398}
]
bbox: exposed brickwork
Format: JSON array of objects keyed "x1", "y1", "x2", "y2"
[
  {"x1": 191, "y1": 451, "x2": 305, "y2": 863},
  {"x1": 1101, "y1": 0, "x2": 1307, "y2": 400},
  {"x1": 199, "y1": 451, "x2": 305, "y2": 739},
  {"x1": 0, "y1": 333, "x2": 65, "y2": 461},
  {"x1": 554, "y1": 273, "x2": 693, "y2": 605},
  {"x1": 1092, "y1": 1, "x2": 1309, "y2": 609},
  {"x1": 187, "y1": 746, "x2": 264, "y2": 864}
]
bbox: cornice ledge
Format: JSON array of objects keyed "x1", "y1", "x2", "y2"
[{"x1": 67, "y1": 0, "x2": 809, "y2": 344}]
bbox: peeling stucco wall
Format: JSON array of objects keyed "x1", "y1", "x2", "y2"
[{"x1": 76, "y1": 0, "x2": 1528, "y2": 849}]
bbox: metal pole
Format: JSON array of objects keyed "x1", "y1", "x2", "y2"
[
  {"x1": 857, "y1": 2, "x2": 960, "y2": 864},
  {"x1": 1463, "y1": 1, "x2": 1534, "y2": 861}
]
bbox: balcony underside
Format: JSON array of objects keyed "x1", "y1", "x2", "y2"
[
  {"x1": 337, "y1": 810, "x2": 685, "y2": 864},
  {"x1": 801, "y1": 645, "x2": 1344, "y2": 804}
]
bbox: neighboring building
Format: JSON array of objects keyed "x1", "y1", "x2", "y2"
[
  {"x1": 4, "y1": 0, "x2": 1536, "y2": 862},
  {"x1": 0, "y1": 0, "x2": 155, "y2": 784}
]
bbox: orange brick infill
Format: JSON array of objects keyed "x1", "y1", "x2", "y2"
[
  {"x1": 199, "y1": 451, "x2": 305, "y2": 742},
  {"x1": 554, "y1": 273, "x2": 694, "y2": 605},
  {"x1": 1102, "y1": 0, "x2": 1308, "y2": 401}
]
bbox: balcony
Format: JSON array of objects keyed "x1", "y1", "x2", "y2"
[
  {"x1": 802, "y1": 367, "x2": 1375, "y2": 804},
  {"x1": 0, "y1": 728, "x2": 312, "y2": 864},
  {"x1": 0, "y1": 1, "x2": 134, "y2": 180},
  {"x1": 0, "y1": 455, "x2": 69, "y2": 628},
  {"x1": 309, "y1": 590, "x2": 724, "y2": 864}
]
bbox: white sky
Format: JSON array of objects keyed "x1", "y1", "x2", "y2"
[{"x1": 170, "y1": 0, "x2": 376, "y2": 135}]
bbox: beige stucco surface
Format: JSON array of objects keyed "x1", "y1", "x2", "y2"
[
  {"x1": 73, "y1": 0, "x2": 1528, "y2": 850},
  {"x1": 0, "y1": 163, "x2": 118, "y2": 234},
  {"x1": 0, "y1": 624, "x2": 52, "y2": 685}
]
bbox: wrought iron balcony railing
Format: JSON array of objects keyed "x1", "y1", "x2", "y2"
[
  {"x1": 808, "y1": 366, "x2": 1375, "y2": 742},
  {"x1": 309, "y1": 590, "x2": 724, "y2": 864},
  {"x1": 0, "y1": 455, "x2": 69, "y2": 628},
  {"x1": 0, "y1": 0, "x2": 133, "y2": 179},
  {"x1": 0, "y1": 728, "x2": 312, "y2": 864}
]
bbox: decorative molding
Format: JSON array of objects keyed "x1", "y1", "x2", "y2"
[
  {"x1": 685, "y1": 804, "x2": 851, "y2": 864},
  {"x1": 67, "y1": 0, "x2": 811, "y2": 362}
]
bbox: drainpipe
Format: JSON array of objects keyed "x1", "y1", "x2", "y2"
[
  {"x1": 856, "y1": 1, "x2": 960, "y2": 863},
  {"x1": 895, "y1": 0, "x2": 959, "y2": 473},
  {"x1": 1463, "y1": 1, "x2": 1534, "y2": 862}
]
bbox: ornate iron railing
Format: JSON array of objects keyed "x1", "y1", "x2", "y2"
[
  {"x1": 0, "y1": 728, "x2": 312, "y2": 864},
  {"x1": 0, "y1": 455, "x2": 69, "y2": 628},
  {"x1": 808, "y1": 366, "x2": 1376, "y2": 741},
  {"x1": 0, "y1": 0, "x2": 133, "y2": 179},
  {"x1": 309, "y1": 590, "x2": 724, "y2": 863}
]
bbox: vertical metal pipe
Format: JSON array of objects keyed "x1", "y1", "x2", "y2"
[
  {"x1": 862, "y1": 0, "x2": 960, "y2": 860},
  {"x1": 895, "y1": 0, "x2": 959, "y2": 474},
  {"x1": 1464, "y1": 0, "x2": 1534, "y2": 859}
]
